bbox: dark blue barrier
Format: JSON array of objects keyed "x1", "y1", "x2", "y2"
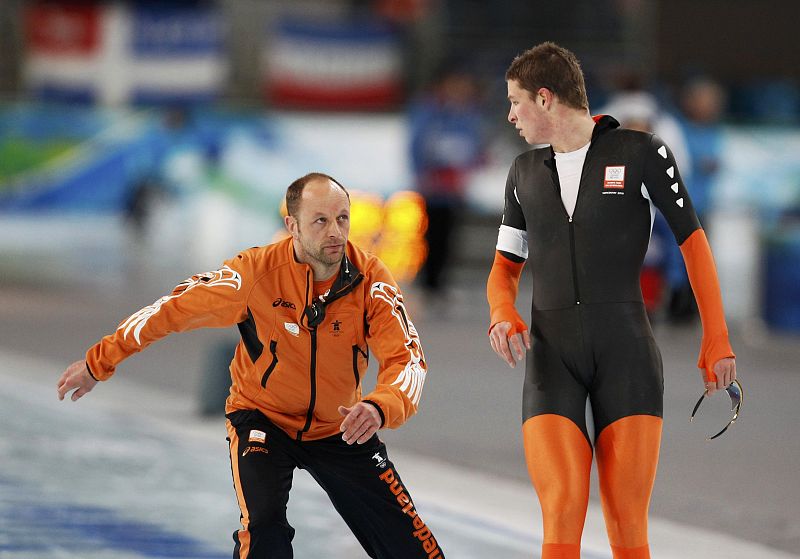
[{"x1": 764, "y1": 223, "x2": 800, "y2": 331}]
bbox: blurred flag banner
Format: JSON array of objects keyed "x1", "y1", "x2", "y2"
[
  {"x1": 24, "y1": 2, "x2": 104, "y2": 104},
  {"x1": 23, "y1": 1, "x2": 227, "y2": 106},
  {"x1": 129, "y1": 4, "x2": 226, "y2": 105},
  {"x1": 265, "y1": 18, "x2": 403, "y2": 110}
]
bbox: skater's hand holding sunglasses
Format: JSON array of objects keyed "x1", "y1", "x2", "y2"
[{"x1": 690, "y1": 379, "x2": 743, "y2": 440}]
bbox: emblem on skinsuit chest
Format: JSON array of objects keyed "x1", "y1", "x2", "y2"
[{"x1": 603, "y1": 165, "x2": 625, "y2": 191}]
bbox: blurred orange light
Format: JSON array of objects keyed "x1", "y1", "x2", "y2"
[{"x1": 271, "y1": 190, "x2": 428, "y2": 282}]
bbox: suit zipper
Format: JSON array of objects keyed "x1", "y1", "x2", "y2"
[
  {"x1": 550, "y1": 155, "x2": 582, "y2": 306},
  {"x1": 568, "y1": 216, "x2": 581, "y2": 305}
]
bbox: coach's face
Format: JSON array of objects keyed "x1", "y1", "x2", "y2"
[
  {"x1": 285, "y1": 178, "x2": 350, "y2": 277},
  {"x1": 507, "y1": 79, "x2": 550, "y2": 145}
]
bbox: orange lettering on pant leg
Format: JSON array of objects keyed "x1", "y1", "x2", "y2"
[
  {"x1": 413, "y1": 526, "x2": 431, "y2": 541},
  {"x1": 379, "y1": 468, "x2": 395, "y2": 483},
  {"x1": 423, "y1": 537, "x2": 437, "y2": 553},
  {"x1": 389, "y1": 480, "x2": 404, "y2": 495}
]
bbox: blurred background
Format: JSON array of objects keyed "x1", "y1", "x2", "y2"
[
  {"x1": 1, "y1": 0, "x2": 799, "y2": 326},
  {"x1": 1, "y1": 1, "x2": 799, "y2": 557}
]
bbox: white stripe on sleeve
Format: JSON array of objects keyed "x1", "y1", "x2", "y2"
[{"x1": 496, "y1": 224, "x2": 528, "y2": 259}]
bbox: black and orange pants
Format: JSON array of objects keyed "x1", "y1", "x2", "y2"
[
  {"x1": 523, "y1": 302, "x2": 663, "y2": 559},
  {"x1": 226, "y1": 409, "x2": 444, "y2": 559}
]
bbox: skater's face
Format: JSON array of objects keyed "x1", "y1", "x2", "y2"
[{"x1": 507, "y1": 79, "x2": 552, "y2": 145}]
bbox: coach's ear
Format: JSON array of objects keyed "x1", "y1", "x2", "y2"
[{"x1": 285, "y1": 215, "x2": 299, "y2": 239}]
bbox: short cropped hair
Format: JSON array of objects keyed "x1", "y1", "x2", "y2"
[
  {"x1": 505, "y1": 42, "x2": 589, "y2": 111},
  {"x1": 285, "y1": 172, "x2": 349, "y2": 218}
]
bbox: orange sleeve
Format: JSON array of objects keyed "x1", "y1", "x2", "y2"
[
  {"x1": 679, "y1": 229, "x2": 735, "y2": 381},
  {"x1": 362, "y1": 260, "x2": 425, "y2": 429},
  {"x1": 85, "y1": 259, "x2": 249, "y2": 380},
  {"x1": 487, "y1": 250, "x2": 528, "y2": 336}
]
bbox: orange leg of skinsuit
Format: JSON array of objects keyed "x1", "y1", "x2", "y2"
[
  {"x1": 523, "y1": 414, "x2": 662, "y2": 559},
  {"x1": 523, "y1": 414, "x2": 592, "y2": 559},
  {"x1": 595, "y1": 415, "x2": 662, "y2": 559}
]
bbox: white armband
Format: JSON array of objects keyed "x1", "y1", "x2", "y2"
[{"x1": 496, "y1": 224, "x2": 528, "y2": 259}]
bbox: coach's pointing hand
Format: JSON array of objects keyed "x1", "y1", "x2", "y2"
[{"x1": 339, "y1": 402, "x2": 381, "y2": 445}]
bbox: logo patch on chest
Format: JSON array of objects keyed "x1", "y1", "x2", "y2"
[{"x1": 603, "y1": 165, "x2": 626, "y2": 189}]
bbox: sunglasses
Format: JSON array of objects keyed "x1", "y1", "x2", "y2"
[{"x1": 689, "y1": 379, "x2": 743, "y2": 440}]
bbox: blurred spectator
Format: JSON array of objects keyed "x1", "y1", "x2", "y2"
[
  {"x1": 409, "y1": 61, "x2": 487, "y2": 297},
  {"x1": 678, "y1": 77, "x2": 726, "y2": 223},
  {"x1": 124, "y1": 106, "x2": 191, "y2": 239},
  {"x1": 599, "y1": 87, "x2": 692, "y2": 174},
  {"x1": 733, "y1": 79, "x2": 800, "y2": 125},
  {"x1": 599, "y1": 84, "x2": 696, "y2": 322}
]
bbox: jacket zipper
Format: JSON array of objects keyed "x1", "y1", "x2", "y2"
[
  {"x1": 298, "y1": 269, "x2": 316, "y2": 441},
  {"x1": 297, "y1": 328, "x2": 318, "y2": 441}
]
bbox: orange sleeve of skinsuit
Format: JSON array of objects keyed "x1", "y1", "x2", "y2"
[
  {"x1": 85, "y1": 258, "x2": 250, "y2": 381},
  {"x1": 679, "y1": 228, "x2": 735, "y2": 382},
  {"x1": 487, "y1": 250, "x2": 528, "y2": 336},
  {"x1": 361, "y1": 259, "x2": 426, "y2": 429}
]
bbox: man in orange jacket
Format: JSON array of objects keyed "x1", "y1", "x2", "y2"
[
  {"x1": 58, "y1": 172, "x2": 444, "y2": 559},
  {"x1": 487, "y1": 43, "x2": 736, "y2": 559}
]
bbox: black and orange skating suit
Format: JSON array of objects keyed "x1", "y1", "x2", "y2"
[{"x1": 487, "y1": 115, "x2": 734, "y2": 559}]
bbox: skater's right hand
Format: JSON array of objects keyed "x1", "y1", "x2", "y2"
[{"x1": 489, "y1": 321, "x2": 531, "y2": 368}]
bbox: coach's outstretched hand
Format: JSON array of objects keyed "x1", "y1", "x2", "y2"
[{"x1": 57, "y1": 360, "x2": 98, "y2": 402}]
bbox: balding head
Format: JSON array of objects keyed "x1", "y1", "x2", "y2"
[{"x1": 286, "y1": 172, "x2": 350, "y2": 219}]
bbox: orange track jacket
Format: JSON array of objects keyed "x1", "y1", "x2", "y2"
[{"x1": 86, "y1": 237, "x2": 426, "y2": 440}]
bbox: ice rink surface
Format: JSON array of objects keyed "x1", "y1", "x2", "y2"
[
  {"x1": 1, "y1": 256, "x2": 799, "y2": 558},
  {"x1": 3, "y1": 348, "x2": 798, "y2": 559}
]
